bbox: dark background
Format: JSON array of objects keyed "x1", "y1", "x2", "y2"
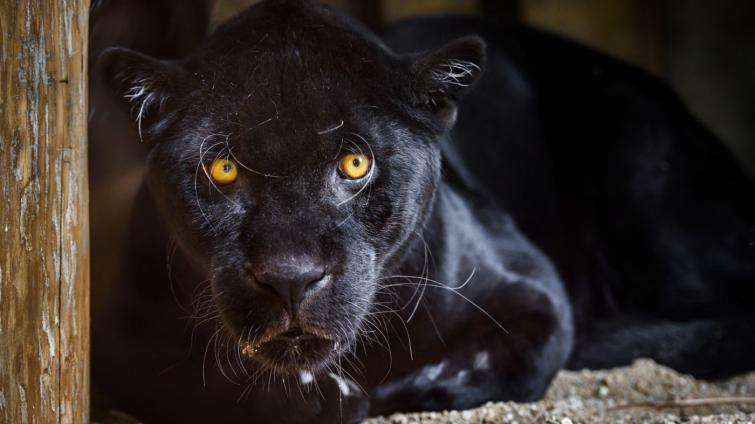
[{"x1": 89, "y1": 0, "x2": 755, "y2": 310}]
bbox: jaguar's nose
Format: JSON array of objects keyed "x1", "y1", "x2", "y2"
[{"x1": 245, "y1": 255, "x2": 328, "y2": 315}]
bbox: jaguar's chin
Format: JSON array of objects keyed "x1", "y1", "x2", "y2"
[{"x1": 241, "y1": 328, "x2": 340, "y2": 374}]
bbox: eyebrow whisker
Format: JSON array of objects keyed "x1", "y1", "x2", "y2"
[
  {"x1": 317, "y1": 120, "x2": 345, "y2": 135},
  {"x1": 228, "y1": 146, "x2": 285, "y2": 179}
]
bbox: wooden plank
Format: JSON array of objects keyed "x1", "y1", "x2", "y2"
[
  {"x1": 382, "y1": 0, "x2": 481, "y2": 24},
  {"x1": 210, "y1": 0, "x2": 256, "y2": 31},
  {"x1": 521, "y1": 0, "x2": 665, "y2": 75},
  {"x1": 324, "y1": 0, "x2": 383, "y2": 30},
  {"x1": 0, "y1": 1, "x2": 90, "y2": 423}
]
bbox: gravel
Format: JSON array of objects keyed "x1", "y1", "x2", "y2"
[
  {"x1": 365, "y1": 360, "x2": 755, "y2": 424},
  {"x1": 95, "y1": 359, "x2": 755, "y2": 423}
]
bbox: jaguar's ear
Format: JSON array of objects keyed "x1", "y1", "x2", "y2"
[
  {"x1": 410, "y1": 36, "x2": 486, "y2": 130},
  {"x1": 97, "y1": 47, "x2": 185, "y2": 143}
]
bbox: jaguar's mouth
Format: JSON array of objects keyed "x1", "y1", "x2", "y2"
[{"x1": 242, "y1": 328, "x2": 338, "y2": 372}]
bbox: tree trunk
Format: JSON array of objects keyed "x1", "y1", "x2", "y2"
[{"x1": 0, "y1": 1, "x2": 90, "y2": 423}]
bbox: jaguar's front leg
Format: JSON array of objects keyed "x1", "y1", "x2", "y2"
[{"x1": 369, "y1": 282, "x2": 573, "y2": 414}]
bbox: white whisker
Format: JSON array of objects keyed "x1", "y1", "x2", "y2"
[{"x1": 317, "y1": 120, "x2": 344, "y2": 135}]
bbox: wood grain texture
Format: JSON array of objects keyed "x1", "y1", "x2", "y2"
[{"x1": 0, "y1": 1, "x2": 90, "y2": 423}]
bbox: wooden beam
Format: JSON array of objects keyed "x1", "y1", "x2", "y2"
[{"x1": 0, "y1": 1, "x2": 90, "y2": 423}]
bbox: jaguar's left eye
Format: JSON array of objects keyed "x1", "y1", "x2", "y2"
[
  {"x1": 208, "y1": 159, "x2": 238, "y2": 185},
  {"x1": 338, "y1": 153, "x2": 371, "y2": 180}
]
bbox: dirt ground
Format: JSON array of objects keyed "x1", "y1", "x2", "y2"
[
  {"x1": 365, "y1": 360, "x2": 755, "y2": 424},
  {"x1": 94, "y1": 359, "x2": 755, "y2": 423}
]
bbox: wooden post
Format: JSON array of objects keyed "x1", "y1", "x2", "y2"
[{"x1": 0, "y1": 1, "x2": 90, "y2": 423}]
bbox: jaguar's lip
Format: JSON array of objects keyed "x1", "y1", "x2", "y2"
[
  {"x1": 273, "y1": 328, "x2": 328, "y2": 342},
  {"x1": 241, "y1": 328, "x2": 338, "y2": 372}
]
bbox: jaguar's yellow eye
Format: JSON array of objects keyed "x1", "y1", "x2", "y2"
[
  {"x1": 339, "y1": 153, "x2": 370, "y2": 179},
  {"x1": 208, "y1": 159, "x2": 238, "y2": 185}
]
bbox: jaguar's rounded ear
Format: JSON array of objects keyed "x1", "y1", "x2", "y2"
[
  {"x1": 96, "y1": 47, "x2": 185, "y2": 143},
  {"x1": 409, "y1": 36, "x2": 486, "y2": 131}
]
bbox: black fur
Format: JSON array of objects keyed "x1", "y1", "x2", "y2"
[{"x1": 93, "y1": 1, "x2": 755, "y2": 422}]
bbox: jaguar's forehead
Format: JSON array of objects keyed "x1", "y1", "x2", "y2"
[
  {"x1": 189, "y1": 0, "x2": 400, "y2": 99},
  {"x1": 178, "y1": 1, "x2": 405, "y2": 156}
]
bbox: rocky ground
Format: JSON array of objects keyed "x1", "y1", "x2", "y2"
[
  {"x1": 95, "y1": 359, "x2": 755, "y2": 423},
  {"x1": 365, "y1": 360, "x2": 755, "y2": 424}
]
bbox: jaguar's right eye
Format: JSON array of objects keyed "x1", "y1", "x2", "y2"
[{"x1": 207, "y1": 159, "x2": 238, "y2": 185}]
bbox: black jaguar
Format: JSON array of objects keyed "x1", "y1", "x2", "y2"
[{"x1": 93, "y1": 1, "x2": 755, "y2": 422}]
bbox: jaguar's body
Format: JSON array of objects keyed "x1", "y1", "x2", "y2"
[{"x1": 93, "y1": 1, "x2": 755, "y2": 422}]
